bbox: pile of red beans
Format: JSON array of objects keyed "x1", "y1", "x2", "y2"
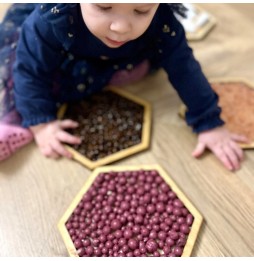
[
  {"x1": 65, "y1": 169, "x2": 194, "y2": 257},
  {"x1": 64, "y1": 91, "x2": 144, "y2": 161}
]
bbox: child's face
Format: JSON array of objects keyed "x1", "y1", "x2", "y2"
[{"x1": 80, "y1": 3, "x2": 159, "y2": 48}]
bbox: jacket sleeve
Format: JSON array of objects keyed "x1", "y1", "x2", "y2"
[
  {"x1": 13, "y1": 6, "x2": 65, "y2": 127},
  {"x1": 158, "y1": 9, "x2": 224, "y2": 133}
]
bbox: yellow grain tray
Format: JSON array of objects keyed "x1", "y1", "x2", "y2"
[
  {"x1": 58, "y1": 165, "x2": 203, "y2": 257},
  {"x1": 179, "y1": 78, "x2": 254, "y2": 149},
  {"x1": 58, "y1": 86, "x2": 152, "y2": 169}
]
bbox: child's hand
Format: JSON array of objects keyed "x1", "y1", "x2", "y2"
[
  {"x1": 30, "y1": 119, "x2": 81, "y2": 159},
  {"x1": 192, "y1": 126, "x2": 249, "y2": 171}
]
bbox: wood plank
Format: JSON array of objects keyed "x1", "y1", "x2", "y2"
[{"x1": 0, "y1": 3, "x2": 254, "y2": 257}]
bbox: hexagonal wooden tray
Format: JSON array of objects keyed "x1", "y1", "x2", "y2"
[
  {"x1": 58, "y1": 165, "x2": 203, "y2": 257},
  {"x1": 58, "y1": 86, "x2": 152, "y2": 169},
  {"x1": 178, "y1": 78, "x2": 254, "y2": 149}
]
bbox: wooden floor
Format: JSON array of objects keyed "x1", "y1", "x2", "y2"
[{"x1": 0, "y1": 4, "x2": 254, "y2": 257}]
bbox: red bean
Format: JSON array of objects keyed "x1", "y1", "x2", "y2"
[
  {"x1": 146, "y1": 239, "x2": 158, "y2": 253},
  {"x1": 110, "y1": 219, "x2": 121, "y2": 230},
  {"x1": 128, "y1": 238, "x2": 138, "y2": 250}
]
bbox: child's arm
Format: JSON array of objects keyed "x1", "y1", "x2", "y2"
[
  {"x1": 13, "y1": 7, "x2": 65, "y2": 129},
  {"x1": 192, "y1": 126, "x2": 248, "y2": 171},
  {"x1": 158, "y1": 6, "x2": 224, "y2": 135},
  {"x1": 156, "y1": 6, "x2": 248, "y2": 170},
  {"x1": 29, "y1": 119, "x2": 81, "y2": 159}
]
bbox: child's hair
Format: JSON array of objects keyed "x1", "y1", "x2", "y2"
[{"x1": 167, "y1": 4, "x2": 187, "y2": 18}]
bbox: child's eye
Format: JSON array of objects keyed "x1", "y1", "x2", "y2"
[
  {"x1": 96, "y1": 5, "x2": 112, "y2": 11},
  {"x1": 134, "y1": 9, "x2": 149, "y2": 15}
]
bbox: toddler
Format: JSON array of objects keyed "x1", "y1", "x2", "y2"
[{"x1": 0, "y1": 4, "x2": 248, "y2": 170}]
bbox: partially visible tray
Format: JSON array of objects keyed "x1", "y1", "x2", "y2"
[
  {"x1": 175, "y1": 4, "x2": 217, "y2": 41},
  {"x1": 179, "y1": 78, "x2": 254, "y2": 149}
]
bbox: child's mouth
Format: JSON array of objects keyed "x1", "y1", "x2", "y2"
[{"x1": 106, "y1": 37, "x2": 127, "y2": 47}]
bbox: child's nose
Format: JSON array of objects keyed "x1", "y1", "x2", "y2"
[{"x1": 110, "y1": 19, "x2": 131, "y2": 34}]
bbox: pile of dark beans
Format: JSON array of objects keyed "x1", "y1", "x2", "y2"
[
  {"x1": 64, "y1": 91, "x2": 144, "y2": 161},
  {"x1": 65, "y1": 170, "x2": 194, "y2": 257}
]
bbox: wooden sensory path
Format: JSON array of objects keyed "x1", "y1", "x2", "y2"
[{"x1": 0, "y1": 3, "x2": 254, "y2": 257}]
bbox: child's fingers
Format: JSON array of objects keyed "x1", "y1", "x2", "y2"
[
  {"x1": 192, "y1": 142, "x2": 206, "y2": 158},
  {"x1": 212, "y1": 145, "x2": 234, "y2": 171},
  {"x1": 41, "y1": 145, "x2": 60, "y2": 159},
  {"x1": 49, "y1": 151, "x2": 61, "y2": 159},
  {"x1": 59, "y1": 119, "x2": 79, "y2": 129},
  {"x1": 51, "y1": 139, "x2": 73, "y2": 159},
  {"x1": 231, "y1": 133, "x2": 250, "y2": 143},
  {"x1": 223, "y1": 144, "x2": 240, "y2": 170},
  {"x1": 56, "y1": 130, "x2": 81, "y2": 145},
  {"x1": 229, "y1": 140, "x2": 244, "y2": 161}
]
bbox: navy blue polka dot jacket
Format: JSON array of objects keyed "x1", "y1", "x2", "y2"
[{"x1": 13, "y1": 4, "x2": 224, "y2": 132}]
